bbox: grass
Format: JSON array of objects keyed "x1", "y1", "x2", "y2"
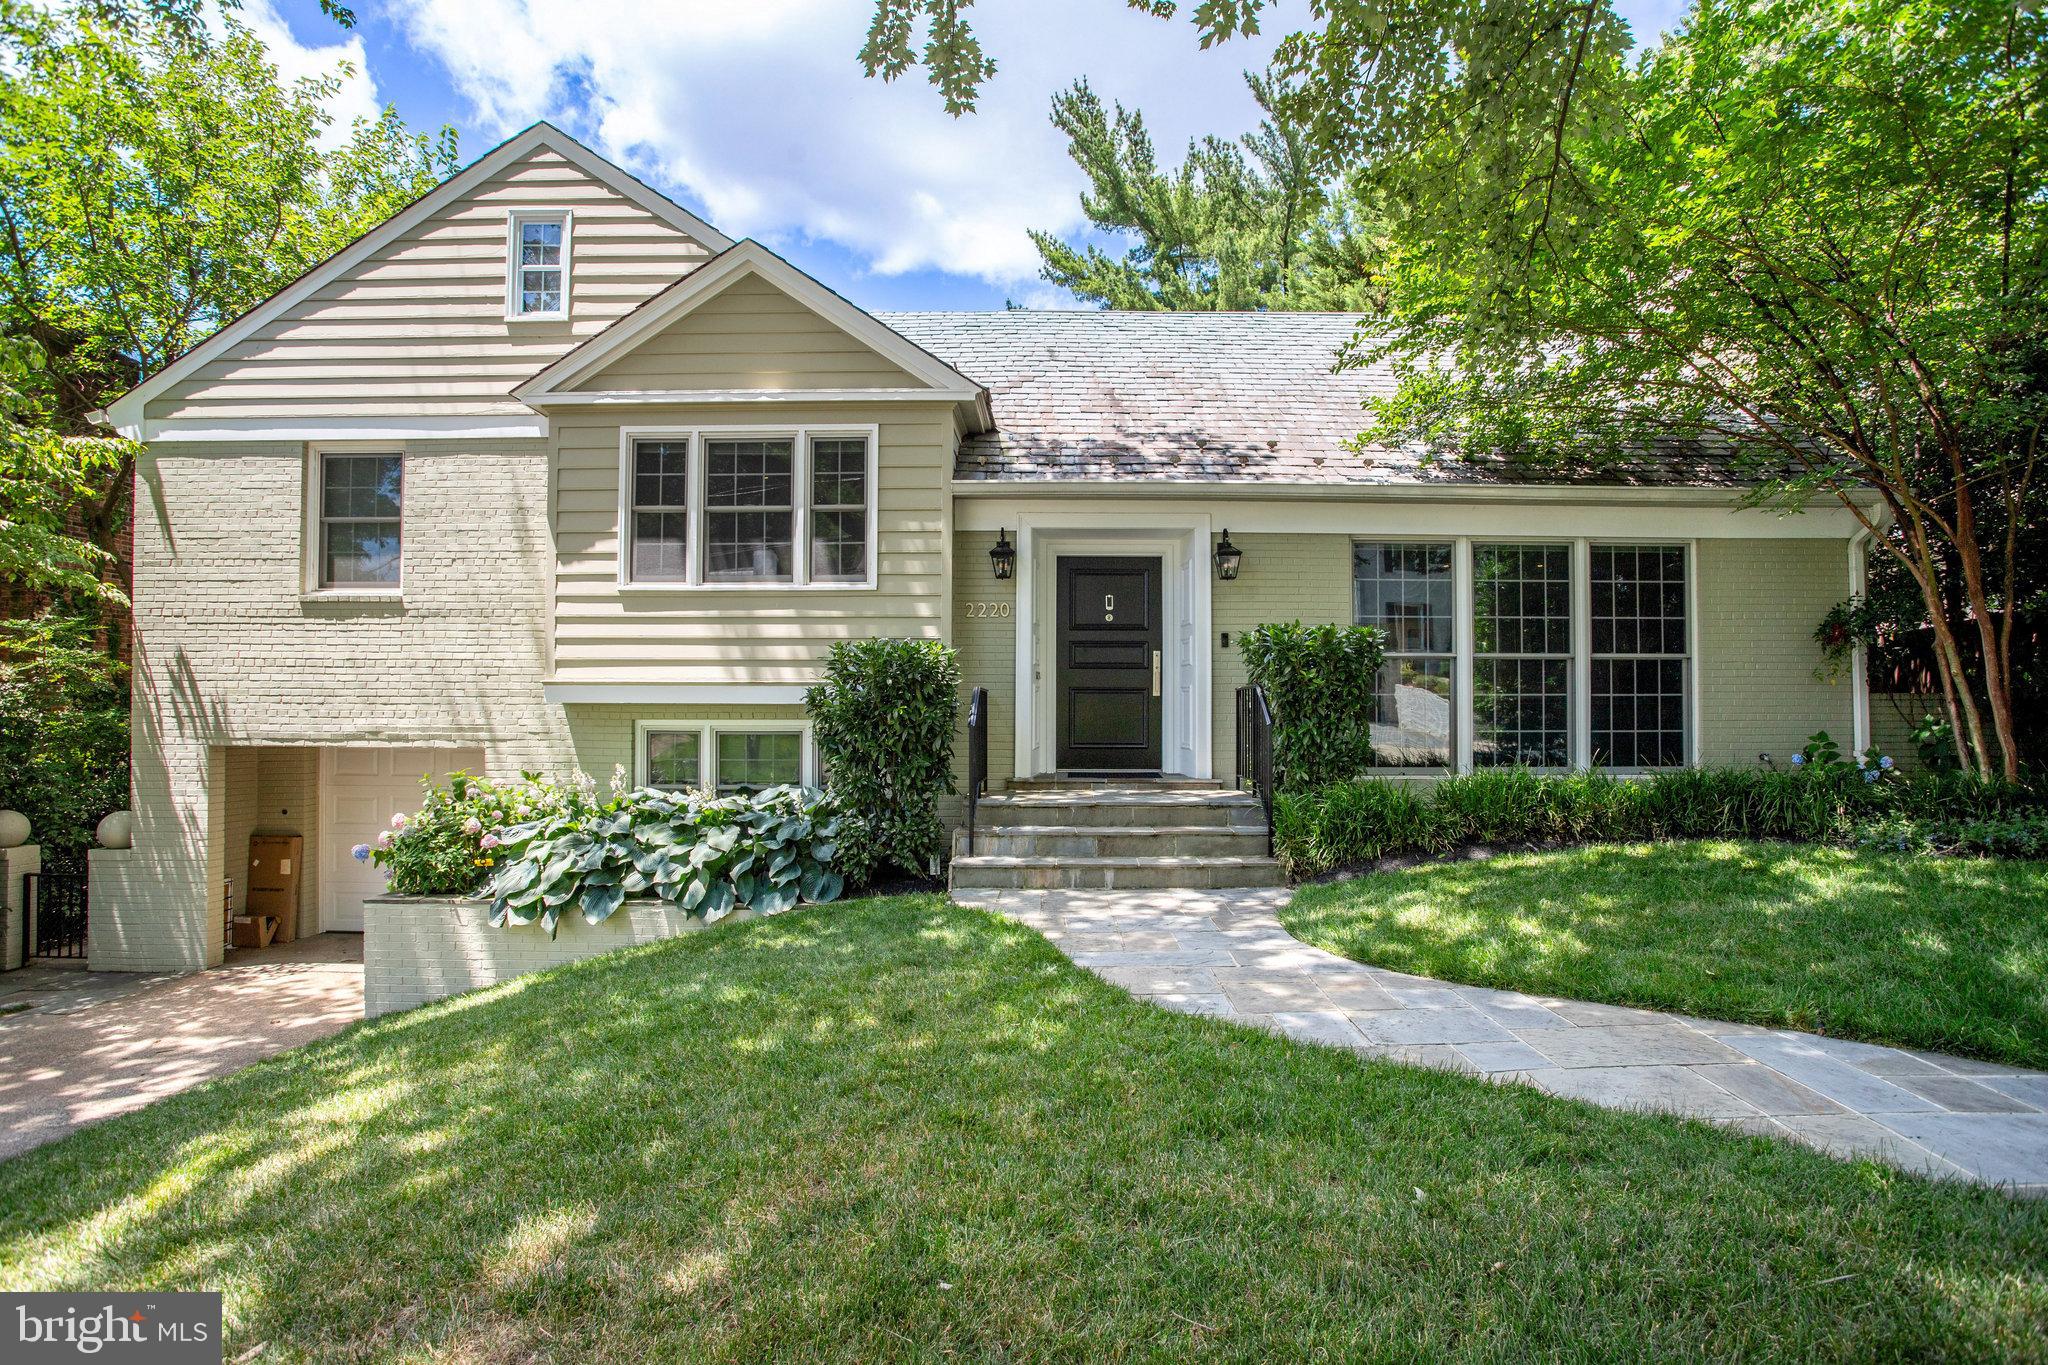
[
  {"x1": 1286, "y1": 840, "x2": 2048, "y2": 1069},
  {"x1": 1, "y1": 895, "x2": 2045, "y2": 1360}
]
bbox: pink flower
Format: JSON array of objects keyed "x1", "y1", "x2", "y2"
[
  {"x1": 463, "y1": 816, "x2": 483, "y2": 836},
  {"x1": 481, "y1": 833, "x2": 501, "y2": 850},
  {"x1": 375, "y1": 830, "x2": 393, "y2": 849},
  {"x1": 390, "y1": 811, "x2": 409, "y2": 829}
]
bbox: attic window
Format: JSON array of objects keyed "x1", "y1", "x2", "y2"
[{"x1": 507, "y1": 210, "x2": 570, "y2": 319}]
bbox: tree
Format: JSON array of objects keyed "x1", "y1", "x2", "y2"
[
  {"x1": 868, "y1": 0, "x2": 2046, "y2": 781},
  {"x1": 0, "y1": 0, "x2": 456, "y2": 672},
  {"x1": 1030, "y1": 75, "x2": 1387, "y2": 310}
]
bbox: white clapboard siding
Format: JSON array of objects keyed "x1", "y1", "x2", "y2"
[{"x1": 147, "y1": 150, "x2": 714, "y2": 423}]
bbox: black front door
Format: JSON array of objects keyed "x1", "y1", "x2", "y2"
[{"x1": 1056, "y1": 556, "x2": 1164, "y2": 772}]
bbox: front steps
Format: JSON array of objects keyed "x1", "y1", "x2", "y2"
[{"x1": 948, "y1": 782, "x2": 1283, "y2": 891}]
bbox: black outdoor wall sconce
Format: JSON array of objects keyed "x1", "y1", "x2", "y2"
[
  {"x1": 990, "y1": 528, "x2": 1016, "y2": 580},
  {"x1": 1213, "y1": 529, "x2": 1243, "y2": 580}
]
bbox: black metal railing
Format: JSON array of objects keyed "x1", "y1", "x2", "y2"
[
  {"x1": 965, "y1": 686, "x2": 989, "y2": 855},
  {"x1": 1235, "y1": 684, "x2": 1277, "y2": 857},
  {"x1": 24, "y1": 871, "x2": 88, "y2": 960}
]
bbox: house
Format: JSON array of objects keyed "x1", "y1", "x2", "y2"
[{"x1": 87, "y1": 124, "x2": 1877, "y2": 971}]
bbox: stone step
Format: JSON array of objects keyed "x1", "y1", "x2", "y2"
[
  {"x1": 948, "y1": 854, "x2": 1286, "y2": 892},
  {"x1": 1008, "y1": 776, "x2": 1225, "y2": 792},
  {"x1": 953, "y1": 824, "x2": 1269, "y2": 860},
  {"x1": 974, "y1": 788, "x2": 1265, "y2": 829}
]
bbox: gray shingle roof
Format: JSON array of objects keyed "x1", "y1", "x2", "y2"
[{"x1": 876, "y1": 311, "x2": 1746, "y2": 488}]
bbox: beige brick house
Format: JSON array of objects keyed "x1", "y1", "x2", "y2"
[{"x1": 89, "y1": 124, "x2": 1879, "y2": 971}]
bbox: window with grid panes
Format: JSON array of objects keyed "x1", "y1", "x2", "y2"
[
  {"x1": 1472, "y1": 543, "x2": 1573, "y2": 766},
  {"x1": 1352, "y1": 542, "x2": 1455, "y2": 767},
  {"x1": 1592, "y1": 544, "x2": 1689, "y2": 767}
]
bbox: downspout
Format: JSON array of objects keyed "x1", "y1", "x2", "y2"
[{"x1": 1849, "y1": 529, "x2": 1873, "y2": 755}]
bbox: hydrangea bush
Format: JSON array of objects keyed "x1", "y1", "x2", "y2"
[{"x1": 360, "y1": 771, "x2": 582, "y2": 896}]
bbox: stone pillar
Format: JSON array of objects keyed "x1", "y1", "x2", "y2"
[{"x1": 0, "y1": 844, "x2": 39, "y2": 971}]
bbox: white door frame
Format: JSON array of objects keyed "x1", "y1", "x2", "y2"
[{"x1": 1012, "y1": 511, "x2": 1213, "y2": 779}]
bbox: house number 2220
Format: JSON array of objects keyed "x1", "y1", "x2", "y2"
[{"x1": 965, "y1": 601, "x2": 1011, "y2": 618}]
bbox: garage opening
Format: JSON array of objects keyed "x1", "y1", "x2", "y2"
[
  {"x1": 316, "y1": 747, "x2": 485, "y2": 932},
  {"x1": 221, "y1": 744, "x2": 483, "y2": 947}
]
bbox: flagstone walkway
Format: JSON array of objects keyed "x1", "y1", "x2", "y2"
[{"x1": 952, "y1": 886, "x2": 2048, "y2": 1194}]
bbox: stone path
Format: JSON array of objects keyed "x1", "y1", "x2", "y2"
[
  {"x1": 953, "y1": 887, "x2": 2048, "y2": 1194},
  {"x1": 0, "y1": 934, "x2": 363, "y2": 1161}
]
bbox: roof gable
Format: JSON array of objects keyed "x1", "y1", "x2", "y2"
[
  {"x1": 101, "y1": 123, "x2": 732, "y2": 437},
  {"x1": 517, "y1": 240, "x2": 987, "y2": 406}
]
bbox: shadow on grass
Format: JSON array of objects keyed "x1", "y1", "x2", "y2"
[
  {"x1": 1286, "y1": 841, "x2": 2048, "y2": 1066},
  {"x1": 1, "y1": 893, "x2": 2045, "y2": 1361}
]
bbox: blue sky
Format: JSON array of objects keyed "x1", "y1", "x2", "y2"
[{"x1": 257, "y1": 0, "x2": 1691, "y2": 312}]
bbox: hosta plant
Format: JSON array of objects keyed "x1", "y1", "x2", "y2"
[{"x1": 483, "y1": 784, "x2": 844, "y2": 936}]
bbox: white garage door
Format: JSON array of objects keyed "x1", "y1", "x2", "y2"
[{"x1": 320, "y1": 746, "x2": 485, "y2": 932}]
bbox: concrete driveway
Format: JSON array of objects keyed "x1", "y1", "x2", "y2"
[{"x1": 0, "y1": 934, "x2": 362, "y2": 1161}]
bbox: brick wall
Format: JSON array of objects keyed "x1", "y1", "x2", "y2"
[
  {"x1": 1209, "y1": 534, "x2": 1355, "y2": 785},
  {"x1": 114, "y1": 438, "x2": 576, "y2": 970},
  {"x1": 364, "y1": 895, "x2": 749, "y2": 1016},
  {"x1": 1695, "y1": 539, "x2": 1855, "y2": 765}
]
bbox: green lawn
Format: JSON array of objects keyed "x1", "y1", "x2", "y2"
[
  {"x1": 2, "y1": 895, "x2": 2046, "y2": 1360},
  {"x1": 1286, "y1": 841, "x2": 2048, "y2": 1069}
]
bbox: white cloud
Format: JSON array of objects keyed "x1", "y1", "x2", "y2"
[
  {"x1": 216, "y1": 0, "x2": 382, "y2": 143},
  {"x1": 385, "y1": 0, "x2": 1279, "y2": 286}
]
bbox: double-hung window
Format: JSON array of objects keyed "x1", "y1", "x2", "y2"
[
  {"x1": 318, "y1": 453, "x2": 402, "y2": 588},
  {"x1": 706, "y1": 438, "x2": 795, "y2": 582},
  {"x1": 809, "y1": 436, "x2": 869, "y2": 582},
  {"x1": 637, "y1": 722, "x2": 809, "y2": 794},
  {"x1": 622, "y1": 428, "x2": 873, "y2": 587},
  {"x1": 1472, "y1": 543, "x2": 1574, "y2": 767},
  {"x1": 630, "y1": 440, "x2": 689, "y2": 581},
  {"x1": 1591, "y1": 544, "x2": 1690, "y2": 768},
  {"x1": 507, "y1": 211, "x2": 569, "y2": 319},
  {"x1": 1352, "y1": 542, "x2": 1455, "y2": 768}
]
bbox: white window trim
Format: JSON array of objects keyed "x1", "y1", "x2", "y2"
[
  {"x1": 632, "y1": 719, "x2": 817, "y2": 792},
  {"x1": 505, "y1": 209, "x2": 572, "y2": 321},
  {"x1": 303, "y1": 444, "x2": 404, "y2": 597},
  {"x1": 1349, "y1": 538, "x2": 1459, "y2": 776},
  {"x1": 1353, "y1": 535, "x2": 1700, "y2": 775},
  {"x1": 615, "y1": 424, "x2": 881, "y2": 591}
]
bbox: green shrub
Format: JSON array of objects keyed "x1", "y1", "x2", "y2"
[
  {"x1": 806, "y1": 638, "x2": 960, "y2": 885},
  {"x1": 1858, "y1": 812, "x2": 2048, "y2": 859},
  {"x1": 0, "y1": 676, "x2": 128, "y2": 878},
  {"x1": 365, "y1": 771, "x2": 581, "y2": 896},
  {"x1": 484, "y1": 784, "x2": 843, "y2": 936},
  {"x1": 1240, "y1": 621, "x2": 1386, "y2": 789},
  {"x1": 1275, "y1": 753, "x2": 2046, "y2": 878}
]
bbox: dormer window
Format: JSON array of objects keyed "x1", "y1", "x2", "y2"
[{"x1": 507, "y1": 210, "x2": 570, "y2": 319}]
